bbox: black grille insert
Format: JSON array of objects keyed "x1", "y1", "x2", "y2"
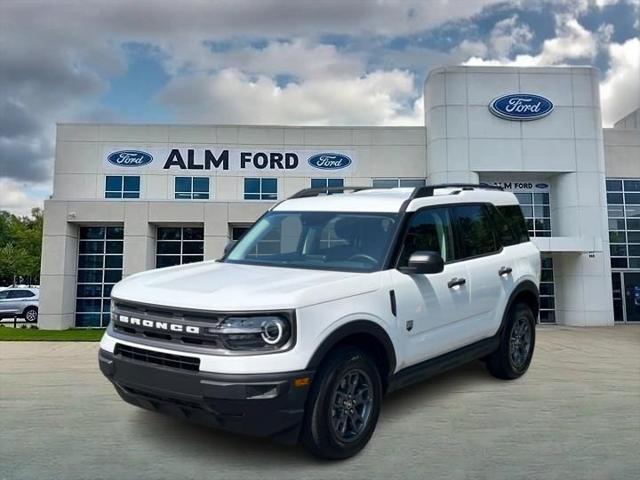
[{"x1": 114, "y1": 344, "x2": 200, "y2": 372}]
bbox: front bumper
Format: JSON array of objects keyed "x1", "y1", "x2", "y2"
[{"x1": 99, "y1": 348, "x2": 314, "y2": 444}]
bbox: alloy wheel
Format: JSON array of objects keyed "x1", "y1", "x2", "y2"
[{"x1": 330, "y1": 368, "x2": 374, "y2": 442}]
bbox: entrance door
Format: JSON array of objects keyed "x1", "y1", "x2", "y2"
[{"x1": 624, "y1": 272, "x2": 640, "y2": 322}]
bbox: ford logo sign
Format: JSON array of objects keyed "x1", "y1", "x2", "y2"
[
  {"x1": 489, "y1": 94, "x2": 554, "y2": 121},
  {"x1": 535, "y1": 183, "x2": 549, "y2": 189},
  {"x1": 308, "y1": 153, "x2": 352, "y2": 170},
  {"x1": 107, "y1": 150, "x2": 153, "y2": 167}
]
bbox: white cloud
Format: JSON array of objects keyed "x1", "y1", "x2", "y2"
[
  {"x1": 600, "y1": 37, "x2": 640, "y2": 126},
  {"x1": 489, "y1": 15, "x2": 534, "y2": 58},
  {"x1": 159, "y1": 68, "x2": 422, "y2": 126},
  {"x1": 0, "y1": 179, "x2": 47, "y2": 216}
]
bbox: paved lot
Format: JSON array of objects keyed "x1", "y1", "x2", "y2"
[{"x1": 1, "y1": 327, "x2": 639, "y2": 480}]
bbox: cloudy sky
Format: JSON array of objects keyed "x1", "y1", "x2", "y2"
[{"x1": 1, "y1": 0, "x2": 638, "y2": 215}]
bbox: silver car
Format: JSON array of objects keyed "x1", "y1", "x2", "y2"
[{"x1": 0, "y1": 287, "x2": 39, "y2": 323}]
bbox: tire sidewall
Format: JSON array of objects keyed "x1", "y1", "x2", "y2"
[{"x1": 506, "y1": 304, "x2": 535, "y2": 375}]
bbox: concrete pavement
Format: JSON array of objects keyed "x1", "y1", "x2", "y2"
[{"x1": 1, "y1": 326, "x2": 639, "y2": 480}]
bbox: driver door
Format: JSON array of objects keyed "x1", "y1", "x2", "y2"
[{"x1": 389, "y1": 207, "x2": 473, "y2": 368}]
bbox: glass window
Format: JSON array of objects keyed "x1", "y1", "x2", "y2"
[
  {"x1": 156, "y1": 227, "x2": 204, "y2": 267},
  {"x1": 311, "y1": 178, "x2": 344, "y2": 194},
  {"x1": 105, "y1": 176, "x2": 140, "y2": 199},
  {"x1": 623, "y1": 180, "x2": 640, "y2": 192},
  {"x1": 244, "y1": 178, "x2": 277, "y2": 200},
  {"x1": 624, "y1": 193, "x2": 640, "y2": 205},
  {"x1": 494, "y1": 205, "x2": 529, "y2": 245},
  {"x1": 372, "y1": 178, "x2": 426, "y2": 189},
  {"x1": 175, "y1": 177, "x2": 210, "y2": 200},
  {"x1": 8, "y1": 290, "x2": 35, "y2": 299},
  {"x1": 76, "y1": 225, "x2": 124, "y2": 328},
  {"x1": 606, "y1": 179, "x2": 623, "y2": 191},
  {"x1": 226, "y1": 212, "x2": 399, "y2": 272},
  {"x1": 399, "y1": 208, "x2": 455, "y2": 266},
  {"x1": 452, "y1": 205, "x2": 498, "y2": 258}
]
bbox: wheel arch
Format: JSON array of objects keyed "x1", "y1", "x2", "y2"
[
  {"x1": 306, "y1": 320, "x2": 397, "y2": 391},
  {"x1": 499, "y1": 280, "x2": 539, "y2": 334}
]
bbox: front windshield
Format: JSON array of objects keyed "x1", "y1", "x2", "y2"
[{"x1": 225, "y1": 211, "x2": 399, "y2": 272}]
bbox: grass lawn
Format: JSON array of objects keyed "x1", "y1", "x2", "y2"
[{"x1": 0, "y1": 327, "x2": 105, "y2": 341}]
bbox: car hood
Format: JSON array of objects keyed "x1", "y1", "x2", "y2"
[{"x1": 111, "y1": 260, "x2": 383, "y2": 311}]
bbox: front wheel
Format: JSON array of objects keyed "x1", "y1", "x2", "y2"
[
  {"x1": 486, "y1": 302, "x2": 535, "y2": 380},
  {"x1": 302, "y1": 346, "x2": 382, "y2": 459},
  {"x1": 24, "y1": 306, "x2": 38, "y2": 323}
]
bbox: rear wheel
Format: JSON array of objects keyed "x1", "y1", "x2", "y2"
[
  {"x1": 302, "y1": 346, "x2": 382, "y2": 459},
  {"x1": 23, "y1": 306, "x2": 38, "y2": 323},
  {"x1": 486, "y1": 302, "x2": 535, "y2": 380}
]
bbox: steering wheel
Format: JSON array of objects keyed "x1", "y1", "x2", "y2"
[{"x1": 347, "y1": 254, "x2": 378, "y2": 265}]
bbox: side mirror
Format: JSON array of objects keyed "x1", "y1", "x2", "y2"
[
  {"x1": 223, "y1": 240, "x2": 237, "y2": 256},
  {"x1": 399, "y1": 251, "x2": 444, "y2": 275}
]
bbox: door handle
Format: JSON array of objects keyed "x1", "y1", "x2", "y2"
[
  {"x1": 448, "y1": 277, "x2": 466, "y2": 288},
  {"x1": 499, "y1": 266, "x2": 513, "y2": 276}
]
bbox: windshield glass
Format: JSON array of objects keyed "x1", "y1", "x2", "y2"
[{"x1": 225, "y1": 211, "x2": 399, "y2": 272}]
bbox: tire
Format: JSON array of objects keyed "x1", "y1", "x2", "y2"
[
  {"x1": 23, "y1": 306, "x2": 38, "y2": 323},
  {"x1": 302, "y1": 346, "x2": 382, "y2": 460},
  {"x1": 486, "y1": 302, "x2": 535, "y2": 380}
]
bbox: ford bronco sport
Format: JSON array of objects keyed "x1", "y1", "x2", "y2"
[{"x1": 99, "y1": 184, "x2": 540, "y2": 459}]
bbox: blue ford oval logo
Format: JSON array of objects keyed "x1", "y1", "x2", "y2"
[
  {"x1": 107, "y1": 150, "x2": 153, "y2": 167},
  {"x1": 489, "y1": 94, "x2": 554, "y2": 121},
  {"x1": 308, "y1": 153, "x2": 352, "y2": 170},
  {"x1": 535, "y1": 183, "x2": 549, "y2": 189}
]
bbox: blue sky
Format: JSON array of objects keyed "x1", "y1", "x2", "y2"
[{"x1": 0, "y1": 0, "x2": 638, "y2": 214}]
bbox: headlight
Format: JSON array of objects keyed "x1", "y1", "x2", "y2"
[{"x1": 210, "y1": 315, "x2": 292, "y2": 351}]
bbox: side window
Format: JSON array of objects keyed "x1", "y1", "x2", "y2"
[
  {"x1": 495, "y1": 205, "x2": 529, "y2": 244},
  {"x1": 8, "y1": 290, "x2": 33, "y2": 299},
  {"x1": 453, "y1": 204, "x2": 499, "y2": 259},
  {"x1": 399, "y1": 208, "x2": 455, "y2": 266},
  {"x1": 0, "y1": 290, "x2": 9, "y2": 299}
]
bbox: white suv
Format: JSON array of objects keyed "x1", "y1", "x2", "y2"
[{"x1": 99, "y1": 184, "x2": 540, "y2": 459}]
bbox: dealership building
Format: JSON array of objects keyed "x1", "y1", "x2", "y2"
[{"x1": 39, "y1": 65, "x2": 640, "y2": 329}]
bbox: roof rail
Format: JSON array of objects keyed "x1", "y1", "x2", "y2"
[
  {"x1": 411, "y1": 183, "x2": 503, "y2": 199},
  {"x1": 289, "y1": 186, "x2": 373, "y2": 199}
]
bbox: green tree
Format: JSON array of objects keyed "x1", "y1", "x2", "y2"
[{"x1": 0, "y1": 208, "x2": 43, "y2": 285}]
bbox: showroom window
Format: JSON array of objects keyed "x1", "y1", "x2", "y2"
[
  {"x1": 372, "y1": 178, "x2": 426, "y2": 189},
  {"x1": 105, "y1": 176, "x2": 140, "y2": 199},
  {"x1": 156, "y1": 227, "x2": 204, "y2": 268},
  {"x1": 175, "y1": 177, "x2": 210, "y2": 200},
  {"x1": 607, "y1": 178, "x2": 640, "y2": 323},
  {"x1": 311, "y1": 178, "x2": 344, "y2": 194},
  {"x1": 75, "y1": 226, "x2": 123, "y2": 328},
  {"x1": 244, "y1": 178, "x2": 277, "y2": 200}
]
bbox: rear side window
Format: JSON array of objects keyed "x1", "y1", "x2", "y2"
[
  {"x1": 7, "y1": 290, "x2": 35, "y2": 299},
  {"x1": 494, "y1": 205, "x2": 530, "y2": 245},
  {"x1": 452, "y1": 204, "x2": 499, "y2": 259}
]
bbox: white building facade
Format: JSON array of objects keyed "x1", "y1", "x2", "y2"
[{"x1": 39, "y1": 65, "x2": 640, "y2": 329}]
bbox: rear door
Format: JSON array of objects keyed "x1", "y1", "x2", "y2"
[
  {"x1": 0, "y1": 289, "x2": 12, "y2": 314},
  {"x1": 0, "y1": 289, "x2": 21, "y2": 314},
  {"x1": 450, "y1": 204, "x2": 513, "y2": 339}
]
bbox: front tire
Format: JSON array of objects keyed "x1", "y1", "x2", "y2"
[
  {"x1": 302, "y1": 346, "x2": 382, "y2": 459},
  {"x1": 486, "y1": 302, "x2": 535, "y2": 380},
  {"x1": 23, "y1": 306, "x2": 38, "y2": 323}
]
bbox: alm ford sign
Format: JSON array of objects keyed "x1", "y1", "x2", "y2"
[
  {"x1": 489, "y1": 94, "x2": 554, "y2": 121},
  {"x1": 107, "y1": 150, "x2": 154, "y2": 167},
  {"x1": 307, "y1": 153, "x2": 352, "y2": 170}
]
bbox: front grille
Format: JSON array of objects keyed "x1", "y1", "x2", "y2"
[
  {"x1": 114, "y1": 343, "x2": 200, "y2": 372},
  {"x1": 111, "y1": 301, "x2": 222, "y2": 348}
]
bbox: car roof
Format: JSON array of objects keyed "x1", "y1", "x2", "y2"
[{"x1": 272, "y1": 186, "x2": 520, "y2": 213}]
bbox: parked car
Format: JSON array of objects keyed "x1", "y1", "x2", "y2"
[
  {"x1": 99, "y1": 184, "x2": 540, "y2": 459},
  {"x1": 0, "y1": 287, "x2": 40, "y2": 322}
]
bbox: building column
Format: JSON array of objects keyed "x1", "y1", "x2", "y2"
[
  {"x1": 39, "y1": 201, "x2": 78, "y2": 330},
  {"x1": 123, "y1": 203, "x2": 155, "y2": 277},
  {"x1": 204, "y1": 203, "x2": 230, "y2": 261},
  {"x1": 550, "y1": 172, "x2": 614, "y2": 326}
]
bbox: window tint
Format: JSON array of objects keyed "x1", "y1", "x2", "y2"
[
  {"x1": 399, "y1": 208, "x2": 455, "y2": 265},
  {"x1": 493, "y1": 205, "x2": 529, "y2": 245},
  {"x1": 8, "y1": 290, "x2": 34, "y2": 298},
  {"x1": 0, "y1": 290, "x2": 9, "y2": 299},
  {"x1": 453, "y1": 205, "x2": 498, "y2": 258}
]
